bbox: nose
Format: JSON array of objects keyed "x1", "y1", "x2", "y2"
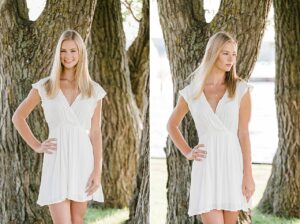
[{"x1": 63, "y1": 52, "x2": 73, "y2": 59}]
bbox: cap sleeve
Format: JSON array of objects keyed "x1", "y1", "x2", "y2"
[
  {"x1": 237, "y1": 80, "x2": 253, "y2": 105},
  {"x1": 178, "y1": 84, "x2": 192, "y2": 104},
  {"x1": 93, "y1": 82, "x2": 107, "y2": 100},
  {"x1": 31, "y1": 77, "x2": 49, "y2": 99}
]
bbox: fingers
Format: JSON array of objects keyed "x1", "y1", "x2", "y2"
[
  {"x1": 43, "y1": 138, "x2": 57, "y2": 154},
  {"x1": 85, "y1": 179, "x2": 100, "y2": 196},
  {"x1": 192, "y1": 144, "x2": 207, "y2": 161},
  {"x1": 242, "y1": 186, "x2": 254, "y2": 202}
]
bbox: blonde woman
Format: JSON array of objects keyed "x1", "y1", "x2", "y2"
[
  {"x1": 12, "y1": 30, "x2": 106, "y2": 223},
  {"x1": 167, "y1": 32, "x2": 255, "y2": 224}
]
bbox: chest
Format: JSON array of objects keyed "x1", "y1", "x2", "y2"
[
  {"x1": 203, "y1": 85, "x2": 227, "y2": 113},
  {"x1": 60, "y1": 83, "x2": 80, "y2": 107}
]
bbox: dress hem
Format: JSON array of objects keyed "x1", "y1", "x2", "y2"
[
  {"x1": 188, "y1": 206, "x2": 251, "y2": 216},
  {"x1": 37, "y1": 197, "x2": 104, "y2": 206}
]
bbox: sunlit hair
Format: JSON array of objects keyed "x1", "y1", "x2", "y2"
[
  {"x1": 190, "y1": 31, "x2": 239, "y2": 100},
  {"x1": 44, "y1": 30, "x2": 93, "y2": 98}
]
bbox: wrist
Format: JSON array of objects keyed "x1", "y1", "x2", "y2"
[
  {"x1": 243, "y1": 170, "x2": 253, "y2": 177},
  {"x1": 93, "y1": 165, "x2": 101, "y2": 173},
  {"x1": 32, "y1": 142, "x2": 41, "y2": 152},
  {"x1": 183, "y1": 147, "x2": 192, "y2": 156}
]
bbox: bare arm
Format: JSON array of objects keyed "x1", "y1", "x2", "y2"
[
  {"x1": 86, "y1": 99, "x2": 103, "y2": 196},
  {"x1": 238, "y1": 90, "x2": 253, "y2": 175},
  {"x1": 89, "y1": 99, "x2": 103, "y2": 174},
  {"x1": 167, "y1": 96, "x2": 206, "y2": 160},
  {"x1": 238, "y1": 89, "x2": 255, "y2": 201},
  {"x1": 12, "y1": 88, "x2": 56, "y2": 153}
]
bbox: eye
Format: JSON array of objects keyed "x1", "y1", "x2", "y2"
[
  {"x1": 223, "y1": 52, "x2": 229, "y2": 55},
  {"x1": 71, "y1": 50, "x2": 77, "y2": 52},
  {"x1": 60, "y1": 50, "x2": 66, "y2": 52}
]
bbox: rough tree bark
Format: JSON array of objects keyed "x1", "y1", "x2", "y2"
[
  {"x1": 0, "y1": 0, "x2": 97, "y2": 223},
  {"x1": 89, "y1": 0, "x2": 149, "y2": 207},
  {"x1": 258, "y1": 0, "x2": 300, "y2": 218},
  {"x1": 127, "y1": 0, "x2": 149, "y2": 116},
  {"x1": 127, "y1": 0, "x2": 150, "y2": 222},
  {"x1": 157, "y1": 0, "x2": 271, "y2": 223},
  {"x1": 127, "y1": 75, "x2": 149, "y2": 224}
]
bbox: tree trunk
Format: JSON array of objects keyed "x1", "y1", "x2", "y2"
[
  {"x1": 0, "y1": 0, "x2": 97, "y2": 222},
  {"x1": 258, "y1": 0, "x2": 300, "y2": 218},
  {"x1": 127, "y1": 0, "x2": 149, "y2": 116},
  {"x1": 89, "y1": 0, "x2": 143, "y2": 208},
  {"x1": 127, "y1": 0, "x2": 150, "y2": 222},
  {"x1": 157, "y1": 0, "x2": 271, "y2": 223},
  {"x1": 127, "y1": 75, "x2": 149, "y2": 224}
]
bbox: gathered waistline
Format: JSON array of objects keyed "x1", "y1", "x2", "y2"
[
  {"x1": 49, "y1": 124, "x2": 90, "y2": 136},
  {"x1": 198, "y1": 130, "x2": 237, "y2": 140}
]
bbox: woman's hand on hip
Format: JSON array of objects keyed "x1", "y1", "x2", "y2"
[
  {"x1": 35, "y1": 138, "x2": 57, "y2": 154},
  {"x1": 185, "y1": 144, "x2": 207, "y2": 161},
  {"x1": 86, "y1": 170, "x2": 101, "y2": 196}
]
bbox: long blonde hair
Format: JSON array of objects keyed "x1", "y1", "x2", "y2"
[
  {"x1": 44, "y1": 30, "x2": 93, "y2": 98},
  {"x1": 191, "y1": 32, "x2": 238, "y2": 100}
]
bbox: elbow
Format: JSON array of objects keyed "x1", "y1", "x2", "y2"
[
  {"x1": 12, "y1": 111, "x2": 24, "y2": 126},
  {"x1": 238, "y1": 129, "x2": 249, "y2": 141},
  {"x1": 11, "y1": 112, "x2": 18, "y2": 125},
  {"x1": 167, "y1": 119, "x2": 176, "y2": 134}
]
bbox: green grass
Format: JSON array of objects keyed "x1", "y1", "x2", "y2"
[
  {"x1": 84, "y1": 207, "x2": 128, "y2": 224},
  {"x1": 252, "y1": 208, "x2": 300, "y2": 224},
  {"x1": 150, "y1": 158, "x2": 300, "y2": 224}
]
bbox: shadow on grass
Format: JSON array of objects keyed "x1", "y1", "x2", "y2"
[{"x1": 84, "y1": 205, "x2": 129, "y2": 224}]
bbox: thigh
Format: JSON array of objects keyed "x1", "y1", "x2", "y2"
[
  {"x1": 70, "y1": 200, "x2": 88, "y2": 224},
  {"x1": 201, "y1": 209, "x2": 224, "y2": 224},
  {"x1": 48, "y1": 200, "x2": 71, "y2": 224},
  {"x1": 223, "y1": 210, "x2": 239, "y2": 224}
]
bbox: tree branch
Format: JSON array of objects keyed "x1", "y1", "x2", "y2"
[
  {"x1": 127, "y1": 0, "x2": 149, "y2": 116},
  {"x1": 191, "y1": 0, "x2": 205, "y2": 22},
  {"x1": 121, "y1": 0, "x2": 141, "y2": 22},
  {"x1": 17, "y1": 0, "x2": 29, "y2": 21},
  {"x1": 0, "y1": 0, "x2": 20, "y2": 32}
]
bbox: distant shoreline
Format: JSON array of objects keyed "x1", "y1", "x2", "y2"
[{"x1": 250, "y1": 78, "x2": 275, "y2": 82}]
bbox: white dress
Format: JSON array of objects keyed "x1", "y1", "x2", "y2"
[
  {"x1": 179, "y1": 80, "x2": 253, "y2": 216},
  {"x1": 32, "y1": 76, "x2": 106, "y2": 206}
]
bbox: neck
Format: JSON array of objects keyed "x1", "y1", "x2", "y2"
[
  {"x1": 207, "y1": 67, "x2": 226, "y2": 85},
  {"x1": 61, "y1": 69, "x2": 75, "y2": 81}
]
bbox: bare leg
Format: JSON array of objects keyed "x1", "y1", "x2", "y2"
[
  {"x1": 201, "y1": 209, "x2": 224, "y2": 224},
  {"x1": 70, "y1": 200, "x2": 88, "y2": 224},
  {"x1": 48, "y1": 200, "x2": 71, "y2": 224},
  {"x1": 223, "y1": 210, "x2": 239, "y2": 224}
]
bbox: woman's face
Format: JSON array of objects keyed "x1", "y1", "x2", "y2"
[
  {"x1": 215, "y1": 41, "x2": 237, "y2": 72},
  {"x1": 60, "y1": 40, "x2": 79, "y2": 70}
]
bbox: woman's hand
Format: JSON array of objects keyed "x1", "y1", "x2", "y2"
[
  {"x1": 185, "y1": 144, "x2": 207, "y2": 161},
  {"x1": 35, "y1": 138, "x2": 57, "y2": 154},
  {"x1": 242, "y1": 173, "x2": 255, "y2": 202},
  {"x1": 85, "y1": 170, "x2": 101, "y2": 196}
]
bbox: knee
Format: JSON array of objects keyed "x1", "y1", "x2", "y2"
[{"x1": 71, "y1": 216, "x2": 84, "y2": 224}]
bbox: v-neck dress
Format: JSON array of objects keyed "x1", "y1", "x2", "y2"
[
  {"x1": 179, "y1": 80, "x2": 253, "y2": 216},
  {"x1": 32, "y1": 76, "x2": 106, "y2": 206}
]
